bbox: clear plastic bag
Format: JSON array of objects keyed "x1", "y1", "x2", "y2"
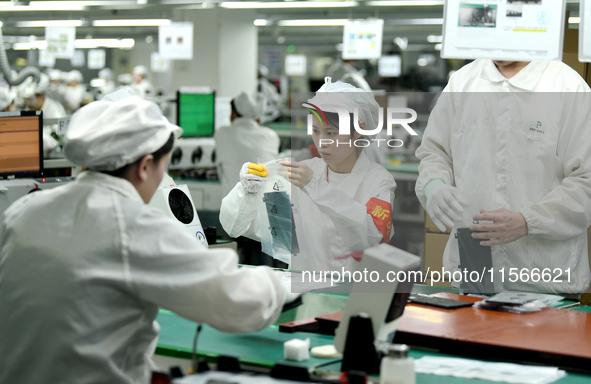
[{"x1": 256, "y1": 158, "x2": 293, "y2": 264}]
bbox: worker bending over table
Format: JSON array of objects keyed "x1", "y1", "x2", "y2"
[{"x1": 0, "y1": 96, "x2": 293, "y2": 384}]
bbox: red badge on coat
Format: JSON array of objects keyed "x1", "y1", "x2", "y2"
[{"x1": 366, "y1": 198, "x2": 392, "y2": 243}]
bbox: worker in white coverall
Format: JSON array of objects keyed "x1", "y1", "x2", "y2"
[
  {"x1": 220, "y1": 77, "x2": 396, "y2": 273},
  {"x1": 416, "y1": 59, "x2": 591, "y2": 296},
  {"x1": 132, "y1": 65, "x2": 155, "y2": 97},
  {"x1": 0, "y1": 96, "x2": 294, "y2": 384},
  {"x1": 17, "y1": 73, "x2": 66, "y2": 155},
  {"x1": 215, "y1": 91, "x2": 281, "y2": 198},
  {"x1": 63, "y1": 69, "x2": 86, "y2": 113}
]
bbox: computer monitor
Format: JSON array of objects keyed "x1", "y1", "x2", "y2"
[
  {"x1": 333, "y1": 244, "x2": 421, "y2": 353},
  {"x1": 0, "y1": 111, "x2": 43, "y2": 179},
  {"x1": 176, "y1": 91, "x2": 216, "y2": 138}
]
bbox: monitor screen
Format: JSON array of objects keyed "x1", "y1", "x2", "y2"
[
  {"x1": 177, "y1": 91, "x2": 216, "y2": 137},
  {"x1": 0, "y1": 111, "x2": 43, "y2": 179}
]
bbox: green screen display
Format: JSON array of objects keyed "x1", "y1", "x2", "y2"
[{"x1": 177, "y1": 92, "x2": 215, "y2": 137}]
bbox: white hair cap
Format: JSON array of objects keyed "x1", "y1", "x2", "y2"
[
  {"x1": 233, "y1": 91, "x2": 267, "y2": 120},
  {"x1": 0, "y1": 86, "x2": 16, "y2": 110},
  {"x1": 17, "y1": 73, "x2": 50, "y2": 99},
  {"x1": 98, "y1": 68, "x2": 114, "y2": 81},
  {"x1": 49, "y1": 69, "x2": 62, "y2": 81},
  {"x1": 64, "y1": 96, "x2": 182, "y2": 171},
  {"x1": 132, "y1": 65, "x2": 149, "y2": 77},
  {"x1": 304, "y1": 76, "x2": 380, "y2": 132},
  {"x1": 68, "y1": 70, "x2": 83, "y2": 83}
]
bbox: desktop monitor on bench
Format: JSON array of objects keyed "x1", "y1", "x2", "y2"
[
  {"x1": 0, "y1": 111, "x2": 43, "y2": 179},
  {"x1": 333, "y1": 244, "x2": 421, "y2": 373},
  {"x1": 176, "y1": 91, "x2": 216, "y2": 138}
]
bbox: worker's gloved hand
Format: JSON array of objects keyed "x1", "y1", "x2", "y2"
[
  {"x1": 240, "y1": 162, "x2": 267, "y2": 194},
  {"x1": 426, "y1": 183, "x2": 468, "y2": 232}
]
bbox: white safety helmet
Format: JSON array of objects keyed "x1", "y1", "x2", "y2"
[
  {"x1": 0, "y1": 86, "x2": 16, "y2": 111},
  {"x1": 233, "y1": 92, "x2": 267, "y2": 120}
]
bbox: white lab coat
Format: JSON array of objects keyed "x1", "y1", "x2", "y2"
[
  {"x1": 220, "y1": 151, "x2": 396, "y2": 272},
  {"x1": 215, "y1": 117, "x2": 281, "y2": 198},
  {"x1": 0, "y1": 171, "x2": 286, "y2": 384},
  {"x1": 416, "y1": 59, "x2": 591, "y2": 294}
]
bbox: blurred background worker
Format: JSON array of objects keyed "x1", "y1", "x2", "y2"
[
  {"x1": 95, "y1": 68, "x2": 116, "y2": 100},
  {"x1": 17, "y1": 72, "x2": 66, "y2": 119},
  {"x1": 17, "y1": 73, "x2": 66, "y2": 155},
  {"x1": 46, "y1": 69, "x2": 66, "y2": 107},
  {"x1": 0, "y1": 95, "x2": 292, "y2": 384},
  {"x1": 132, "y1": 65, "x2": 154, "y2": 97},
  {"x1": 63, "y1": 70, "x2": 86, "y2": 113},
  {"x1": 257, "y1": 65, "x2": 284, "y2": 124},
  {"x1": 118, "y1": 72, "x2": 134, "y2": 88},
  {"x1": 0, "y1": 86, "x2": 16, "y2": 112},
  {"x1": 214, "y1": 91, "x2": 280, "y2": 198}
]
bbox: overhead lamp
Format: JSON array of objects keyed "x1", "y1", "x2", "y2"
[
  {"x1": 221, "y1": 1, "x2": 358, "y2": 9},
  {"x1": 11, "y1": 38, "x2": 135, "y2": 50},
  {"x1": 92, "y1": 19, "x2": 171, "y2": 27},
  {"x1": 75, "y1": 38, "x2": 135, "y2": 48},
  {"x1": 569, "y1": 17, "x2": 580, "y2": 24},
  {"x1": 27, "y1": 1, "x2": 86, "y2": 10},
  {"x1": 277, "y1": 19, "x2": 349, "y2": 27},
  {"x1": 427, "y1": 35, "x2": 442, "y2": 43},
  {"x1": 254, "y1": 19, "x2": 271, "y2": 26},
  {"x1": 387, "y1": 18, "x2": 443, "y2": 25},
  {"x1": 13, "y1": 40, "x2": 47, "y2": 50},
  {"x1": 367, "y1": 0, "x2": 444, "y2": 5},
  {"x1": 90, "y1": 78, "x2": 106, "y2": 87},
  {"x1": 16, "y1": 20, "x2": 84, "y2": 27}
]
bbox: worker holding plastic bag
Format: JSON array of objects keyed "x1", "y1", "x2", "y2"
[{"x1": 220, "y1": 77, "x2": 396, "y2": 273}]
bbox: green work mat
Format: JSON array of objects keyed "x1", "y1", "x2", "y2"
[{"x1": 156, "y1": 309, "x2": 339, "y2": 369}]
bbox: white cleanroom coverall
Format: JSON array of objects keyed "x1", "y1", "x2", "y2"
[
  {"x1": 215, "y1": 117, "x2": 280, "y2": 198},
  {"x1": 220, "y1": 151, "x2": 396, "y2": 272},
  {"x1": 415, "y1": 59, "x2": 591, "y2": 294},
  {"x1": 0, "y1": 171, "x2": 286, "y2": 384}
]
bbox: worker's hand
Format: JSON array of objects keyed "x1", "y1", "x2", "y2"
[
  {"x1": 425, "y1": 184, "x2": 468, "y2": 232},
  {"x1": 470, "y1": 208, "x2": 528, "y2": 246},
  {"x1": 279, "y1": 161, "x2": 314, "y2": 188},
  {"x1": 240, "y1": 162, "x2": 267, "y2": 194}
]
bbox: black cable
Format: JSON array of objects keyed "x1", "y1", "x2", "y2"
[{"x1": 192, "y1": 324, "x2": 203, "y2": 372}]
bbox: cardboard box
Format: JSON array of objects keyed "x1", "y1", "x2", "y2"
[
  {"x1": 425, "y1": 212, "x2": 451, "y2": 234},
  {"x1": 424, "y1": 232, "x2": 452, "y2": 287}
]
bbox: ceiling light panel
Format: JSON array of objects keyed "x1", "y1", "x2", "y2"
[
  {"x1": 16, "y1": 20, "x2": 84, "y2": 27},
  {"x1": 221, "y1": 1, "x2": 358, "y2": 9},
  {"x1": 92, "y1": 19, "x2": 172, "y2": 27}
]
